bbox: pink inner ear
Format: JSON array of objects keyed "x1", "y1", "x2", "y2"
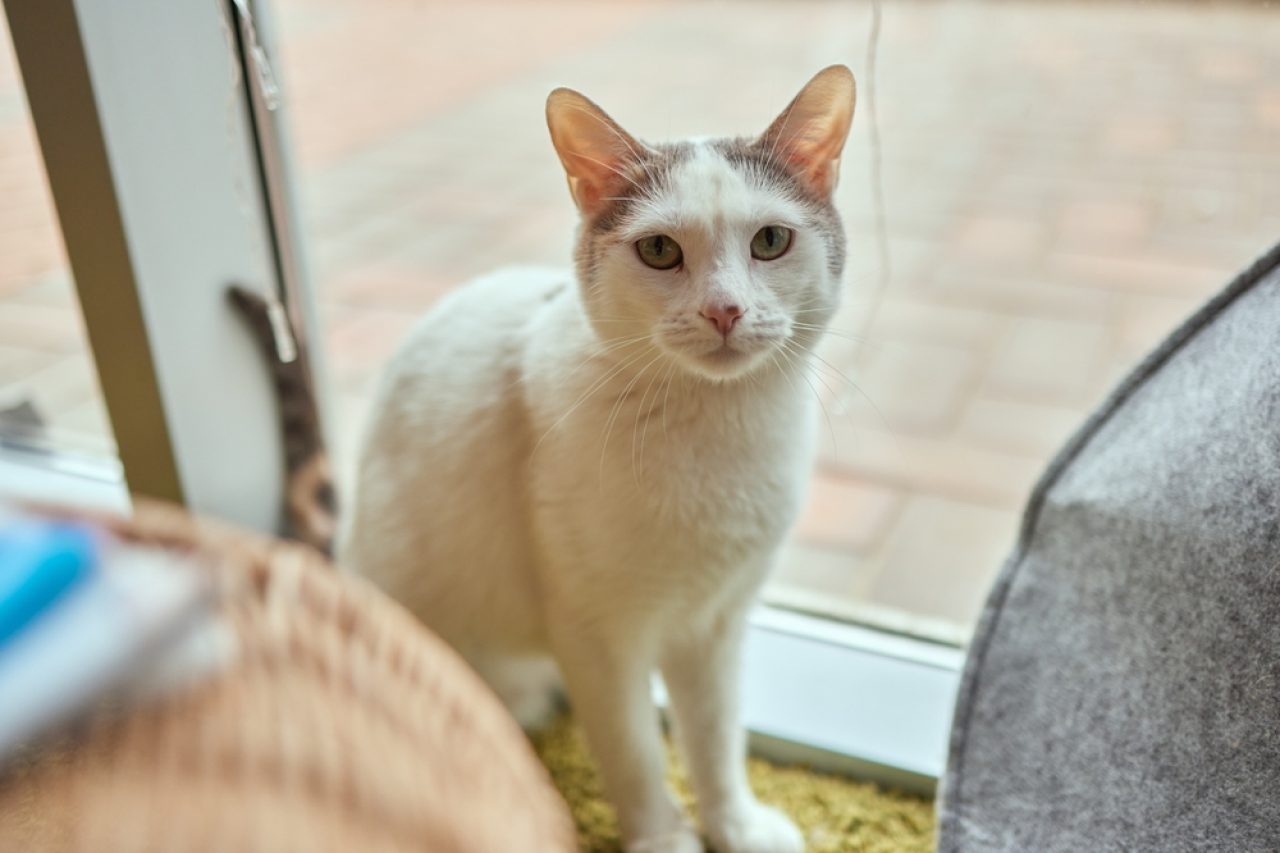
[
  {"x1": 774, "y1": 125, "x2": 840, "y2": 195},
  {"x1": 563, "y1": 148, "x2": 633, "y2": 216},
  {"x1": 801, "y1": 160, "x2": 835, "y2": 194},
  {"x1": 547, "y1": 89, "x2": 644, "y2": 216},
  {"x1": 780, "y1": 125, "x2": 825, "y2": 166},
  {"x1": 570, "y1": 171, "x2": 609, "y2": 214},
  {"x1": 760, "y1": 66, "x2": 856, "y2": 196}
]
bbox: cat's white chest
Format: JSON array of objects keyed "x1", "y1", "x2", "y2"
[{"x1": 526, "y1": 341, "x2": 814, "y2": 608}]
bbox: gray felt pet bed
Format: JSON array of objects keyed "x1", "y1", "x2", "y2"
[{"x1": 938, "y1": 241, "x2": 1280, "y2": 852}]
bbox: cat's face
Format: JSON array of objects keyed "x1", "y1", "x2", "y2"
[{"x1": 547, "y1": 66, "x2": 855, "y2": 381}]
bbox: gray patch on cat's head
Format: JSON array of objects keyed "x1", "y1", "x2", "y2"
[
  {"x1": 712, "y1": 136, "x2": 847, "y2": 280},
  {"x1": 574, "y1": 137, "x2": 846, "y2": 284},
  {"x1": 575, "y1": 141, "x2": 694, "y2": 285},
  {"x1": 586, "y1": 141, "x2": 695, "y2": 235}
]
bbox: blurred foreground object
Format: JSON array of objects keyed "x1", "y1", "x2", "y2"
[
  {"x1": 0, "y1": 509, "x2": 217, "y2": 763},
  {"x1": 0, "y1": 502, "x2": 574, "y2": 853},
  {"x1": 940, "y1": 241, "x2": 1280, "y2": 851}
]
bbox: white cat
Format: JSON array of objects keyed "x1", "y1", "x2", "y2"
[{"x1": 340, "y1": 66, "x2": 855, "y2": 853}]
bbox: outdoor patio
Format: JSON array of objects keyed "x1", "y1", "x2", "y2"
[{"x1": 2, "y1": 0, "x2": 1277, "y2": 637}]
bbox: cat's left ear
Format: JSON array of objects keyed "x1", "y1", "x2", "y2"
[
  {"x1": 758, "y1": 65, "x2": 856, "y2": 197},
  {"x1": 546, "y1": 88, "x2": 646, "y2": 216}
]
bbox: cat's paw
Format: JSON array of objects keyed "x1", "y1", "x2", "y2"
[
  {"x1": 625, "y1": 826, "x2": 704, "y2": 853},
  {"x1": 705, "y1": 802, "x2": 804, "y2": 853}
]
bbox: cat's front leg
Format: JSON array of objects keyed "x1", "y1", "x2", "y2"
[
  {"x1": 550, "y1": 617, "x2": 702, "y2": 853},
  {"x1": 662, "y1": 611, "x2": 804, "y2": 853}
]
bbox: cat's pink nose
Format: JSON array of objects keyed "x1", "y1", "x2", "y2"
[{"x1": 700, "y1": 303, "x2": 744, "y2": 336}]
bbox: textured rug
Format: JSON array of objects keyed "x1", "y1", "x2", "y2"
[{"x1": 532, "y1": 716, "x2": 935, "y2": 852}]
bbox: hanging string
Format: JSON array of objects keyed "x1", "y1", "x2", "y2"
[
  {"x1": 838, "y1": 0, "x2": 892, "y2": 376},
  {"x1": 866, "y1": 0, "x2": 889, "y2": 294}
]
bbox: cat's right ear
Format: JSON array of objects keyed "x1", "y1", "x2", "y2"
[
  {"x1": 546, "y1": 88, "x2": 644, "y2": 217},
  {"x1": 758, "y1": 65, "x2": 856, "y2": 197}
]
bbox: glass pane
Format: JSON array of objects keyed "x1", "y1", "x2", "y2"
[
  {"x1": 275, "y1": 1, "x2": 1280, "y2": 643},
  {"x1": 0, "y1": 16, "x2": 116, "y2": 464}
]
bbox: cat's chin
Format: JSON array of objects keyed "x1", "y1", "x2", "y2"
[{"x1": 683, "y1": 344, "x2": 770, "y2": 382}]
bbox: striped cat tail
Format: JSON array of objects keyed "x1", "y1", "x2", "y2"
[{"x1": 227, "y1": 286, "x2": 337, "y2": 556}]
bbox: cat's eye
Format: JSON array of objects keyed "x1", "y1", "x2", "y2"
[
  {"x1": 636, "y1": 235, "x2": 683, "y2": 270},
  {"x1": 750, "y1": 226, "x2": 793, "y2": 261}
]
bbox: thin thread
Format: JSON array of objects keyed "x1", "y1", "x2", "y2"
[{"x1": 861, "y1": 0, "x2": 891, "y2": 346}]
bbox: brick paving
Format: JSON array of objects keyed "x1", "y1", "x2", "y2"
[{"x1": 2, "y1": 1, "x2": 1278, "y2": 639}]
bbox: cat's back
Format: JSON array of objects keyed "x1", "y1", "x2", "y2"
[
  {"x1": 356, "y1": 265, "x2": 569, "y2": 461},
  {"x1": 340, "y1": 266, "x2": 571, "y2": 648},
  {"x1": 386, "y1": 265, "x2": 569, "y2": 396}
]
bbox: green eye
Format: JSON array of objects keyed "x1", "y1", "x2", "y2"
[
  {"x1": 751, "y1": 226, "x2": 793, "y2": 261},
  {"x1": 636, "y1": 235, "x2": 683, "y2": 270}
]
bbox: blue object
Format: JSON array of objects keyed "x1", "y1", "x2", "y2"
[{"x1": 0, "y1": 519, "x2": 98, "y2": 646}]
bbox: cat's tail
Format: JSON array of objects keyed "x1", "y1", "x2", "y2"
[{"x1": 227, "y1": 286, "x2": 337, "y2": 557}]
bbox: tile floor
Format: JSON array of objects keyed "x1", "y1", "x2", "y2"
[{"x1": 2, "y1": 1, "x2": 1277, "y2": 640}]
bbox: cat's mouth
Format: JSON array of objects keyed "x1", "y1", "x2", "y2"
[
  {"x1": 704, "y1": 343, "x2": 747, "y2": 363},
  {"x1": 689, "y1": 339, "x2": 771, "y2": 379},
  {"x1": 654, "y1": 324, "x2": 786, "y2": 380}
]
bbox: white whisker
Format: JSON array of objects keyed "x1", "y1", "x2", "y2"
[
  {"x1": 631, "y1": 355, "x2": 672, "y2": 487},
  {"x1": 598, "y1": 350, "x2": 665, "y2": 489},
  {"x1": 530, "y1": 343, "x2": 655, "y2": 460},
  {"x1": 560, "y1": 103, "x2": 652, "y2": 175},
  {"x1": 776, "y1": 343, "x2": 838, "y2": 460},
  {"x1": 564, "y1": 149, "x2": 643, "y2": 190}
]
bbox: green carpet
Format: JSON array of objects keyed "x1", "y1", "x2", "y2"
[{"x1": 532, "y1": 716, "x2": 936, "y2": 852}]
